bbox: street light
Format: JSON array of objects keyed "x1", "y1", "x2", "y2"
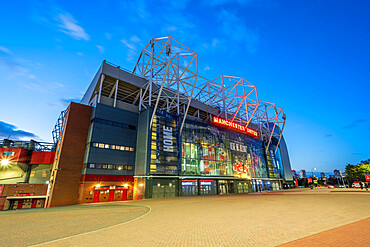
[
  {"x1": 1, "y1": 159, "x2": 10, "y2": 166},
  {"x1": 312, "y1": 168, "x2": 317, "y2": 178}
]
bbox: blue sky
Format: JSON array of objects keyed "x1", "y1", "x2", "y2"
[{"x1": 0, "y1": 0, "x2": 369, "y2": 173}]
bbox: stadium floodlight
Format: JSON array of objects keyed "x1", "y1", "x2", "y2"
[
  {"x1": 132, "y1": 36, "x2": 286, "y2": 150},
  {"x1": 133, "y1": 36, "x2": 198, "y2": 134},
  {"x1": 253, "y1": 100, "x2": 286, "y2": 153},
  {"x1": 204, "y1": 75, "x2": 259, "y2": 128},
  {"x1": 1, "y1": 159, "x2": 10, "y2": 166}
]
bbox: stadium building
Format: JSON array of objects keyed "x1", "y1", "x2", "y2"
[
  {"x1": 45, "y1": 37, "x2": 293, "y2": 207},
  {"x1": 2, "y1": 37, "x2": 293, "y2": 208}
]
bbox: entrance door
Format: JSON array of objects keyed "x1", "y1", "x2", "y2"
[
  {"x1": 122, "y1": 189, "x2": 127, "y2": 201},
  {"x1": 17, "y1": 200, "x2": 24, "y2": 209},
  {"x1": 108, "y1": 190, "x2": 114, "y2": 202},
  {"x1": 36, "y1": 199, "x2": 45, "y2": 208},
  {"x1": 219, "y1": 184, "x2": 227, "y2": 194},
  {"x1": 31, "y1": 199, "x2": 37, "y2": 208},
  {"x1": 227, "y1": 182, "x2": 234, "y2": 193},
  {"x1": 93, "y1": 190, "x2": 100, "y2": 203}
]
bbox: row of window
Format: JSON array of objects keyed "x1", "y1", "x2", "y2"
[
  {"x1": 87, "y1": 163, "x2": 133, "y2": 170},
  {"x1": 92, "y1": 118, "x2": 136, "y2": 130},
  {"x1": 92, "y1": 142, "x2": 135, "y2": 152}
]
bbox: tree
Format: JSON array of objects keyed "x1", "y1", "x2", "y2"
[{"x1": 345, "y1": 160, "x2": 370, "y2": 183}]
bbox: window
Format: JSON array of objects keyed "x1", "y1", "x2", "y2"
[
  {"x1": 92, "y1": 118, "x2": 136, "y2": 130},
  {"x1": 87, "y1": 163, "x2": 133, "y2": 171},
  {"x1": 2, "y1": 152, "x2": 15, "y2": 156},
  {"x1": 92, "y1": 142, "x2": 135, "y2": 152}
]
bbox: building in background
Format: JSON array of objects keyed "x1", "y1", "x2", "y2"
[
  {"x1": 292, "y1": 170, "x2": 299, "y2": 178},
  {"x1": 300, "y1": 170, "x2": 307, "y2": 179},
  {"x1": 333, "y1": 169, "x2": 340, "y2": 178},
  {"x1": 0, "y1": 139, "x2": 55, "y2": 210}
]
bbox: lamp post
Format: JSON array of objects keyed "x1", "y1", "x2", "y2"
[
  {"x1": 312, "y1": 168, "x2": 317, "y2": 178},
  {"x1": 311, "y1": 168, "x2": 317, "y2": 188}
]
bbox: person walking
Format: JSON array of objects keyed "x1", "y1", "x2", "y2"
[{"x1": 360, "y1": 182, "x2": 363, "y2": 190}]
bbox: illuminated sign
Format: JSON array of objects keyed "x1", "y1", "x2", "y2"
[
  {"x1": 212, "y1": 116, "x2": 258, "y2": 137},
  {"x1": 163, "y1": 126, "x2": 174, "y2": 152},
  {"x1": 13, "y1": 193, "x2": 35, "y2": 196},
  {"x1": 182, "y1": 182, "x2": 194, "y2": 186},
  {"x1": 200, "y1": 180, "x2": 215, "y2": 186}
]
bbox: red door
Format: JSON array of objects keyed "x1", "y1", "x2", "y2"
[
  {"x1": 17, "y1": 200, "x2": 24, "y2": 209},
  {"x1": 108, "y1": 190, "x2": 114, "y2": 202},
  {"x1": 122, "y1": 190, "x2": 127, "y2": 201},
  {"x1": 31, "y1": 199, "x2": 37, "y2": 208},
  {"x1": 93, "y1": 190, "x2": 100, "y2": 203}
]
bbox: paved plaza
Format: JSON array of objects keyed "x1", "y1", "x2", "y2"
[{"x1": 1, "y1": 189, "x2": 369, "y2": 247}]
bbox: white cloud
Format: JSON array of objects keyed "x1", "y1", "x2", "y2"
[
  {"x1": 212, "y1": 39, "x2": 219, "y2": 47},
  {"x1": 121, "y1": 38, "x2": 141, "y2": 62},
  {"x1": 218, "y1": 9, "x2": 259, "y2": 54},
  {"x1": 97, "y1": 45, "x2": 105, "y2": 53},
  {"x1": 0, "y1": 46, "x2": 11, "y2": 54},
  {"x1": 105, "y1": 33, "x2": 112, "y2": 39},
  {"x1": 121, "y1": 39, "x2": 137, "y2": 51},
  {"x1": 130, "y1": 35, "x2": 141, "y2": 43},
  {"x1": 204, "y1": 66, "x2": 211, "y2": 71},
  {"x1": 0, "y1": 48, "x2": 32, "y2": 79},
  {"x1": 127, "y1": 49, "x2": 137, "y2": 62},
  {"x1": 23, "y1": 80, "x2": 66, "y2": 94},
  {"x1": 164, "y1": 26, "x2": 177, "y2": 32},
  {"x1": 56, "y1": 13, "x2": 90, "y2": 41},
  {"x1": 76, "y1": 52, "x2": 84, "y2": 56}
]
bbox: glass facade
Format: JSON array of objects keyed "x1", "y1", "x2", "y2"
[
  {"x1": 144, "y1": 112, "x2": 283, "y2": 199},
  {"x1": 181, "y1": 121, "x2": 268, "y2": 179}
]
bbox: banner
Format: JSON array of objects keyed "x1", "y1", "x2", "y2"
[{"x1": 151, "y1": 110, "x2": 179, "y2": 175}]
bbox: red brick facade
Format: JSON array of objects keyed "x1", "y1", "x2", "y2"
[{"x1": 47, "y1": 102, "x2": 92, "y2": 207}]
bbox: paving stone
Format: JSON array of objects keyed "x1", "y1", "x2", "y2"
[{"x1": 0, "y1": 189, "x2": 369, "y2": 247}]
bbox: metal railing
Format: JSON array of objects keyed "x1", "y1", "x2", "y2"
[{"x1": 0, "y1": 139, "x2": 54, "y2": 151}]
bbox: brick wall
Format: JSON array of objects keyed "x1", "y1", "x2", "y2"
[
  {"x1": 47, "y1": 102, "x2": 92, "y2": 207},
  {"x1": 0, "y1": 184, "x2": 48, "y2": 210}
]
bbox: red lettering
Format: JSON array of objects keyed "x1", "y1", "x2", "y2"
[{"x1": 212, "y1": 116, "x2": 258, "y2": 137}]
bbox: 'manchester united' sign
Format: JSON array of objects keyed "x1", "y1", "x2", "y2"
[{"x1": 212, "y1": 116, "x2": 258, "y2": 137}]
